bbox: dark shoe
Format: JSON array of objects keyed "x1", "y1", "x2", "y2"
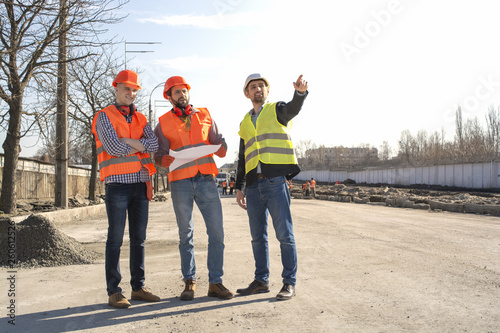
[
  {"x1": 208, "y1": 283, "x2": 234, "y2": 300},
  {"x1": 236, "y1": 280, "x2": 270, "y2": 295},
  {"x1": 276, "y1": 284, "x2": 295, "y2": 301},
  {"x1": 108, "y1": 292, "x2": 131, "y2": 308},
  {"x1": 180, "y1": 279, "x2": 196, "y2": 301},
  {"x1": 131, "y1": 287, "x2": 160, "y2": 302}
]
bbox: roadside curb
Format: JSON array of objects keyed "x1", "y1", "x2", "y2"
[{"x1": 11, "y1": 204, "x2": 107, "y2": 224}]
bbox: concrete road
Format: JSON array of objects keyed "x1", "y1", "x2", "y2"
[{"x1": 1, "y1": 196, "x2": 499, "y2": 332}]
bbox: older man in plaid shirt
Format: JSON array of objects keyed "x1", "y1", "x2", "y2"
[{"x1": 92, "y1": 70, "x2": 159, "y2": 308}]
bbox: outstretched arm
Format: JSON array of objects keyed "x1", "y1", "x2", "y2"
[{"x1": 276, "y1": 74, "x2": 309, "y2": 126}]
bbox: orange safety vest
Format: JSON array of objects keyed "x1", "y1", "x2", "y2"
[
  {"x1": 91, "y1": 105, "x2": 156, "y2": 181},
  {"x1": 230, "y1": 181, "x2": 234, "y2": 188},
  {"x1": 159, "y1": 108, "x2": 218, "y2": 182},
  {"x1": 310, "y1": 180, "x2": 316, "y2": 188},
  {"x1": 222, "y1": 181, "x2": 227, "y2": 187}
]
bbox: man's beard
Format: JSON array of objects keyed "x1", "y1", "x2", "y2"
[
  {"x1": 172, "y1": 97, "x2": 189, "y2": 108},
  {"x1": 252, "y1": 95, "x2": 265, "y2": 104}
]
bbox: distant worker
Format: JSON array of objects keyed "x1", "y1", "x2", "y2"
[
  {"x1": 229, "y1": 179, "x2": 234, "y2": 195},
  {"x1": 310, "y1": 178, "x2": 316, "y2": 198},
  {"x1": 154, "y1": 75, "x2": 233, "y2": 301},
  {"x1": 305, "y1": 181, "x2": 310, "y2": 197},
  {"x1": 222, "y1": 180, "x2": 227, "y2": 195},
  {"x1": 91, "y1": 69, "x2": 160, "y2": 308},
  {"x1": 235, "y1": 73, "x2": 308, "y2": 301}
]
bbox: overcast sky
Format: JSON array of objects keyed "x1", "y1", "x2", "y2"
[{"x1": 10, "y1": 0, "x2": 500, "y2": 166}]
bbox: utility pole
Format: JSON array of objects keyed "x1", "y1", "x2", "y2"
[{"x1": 55, "y1": 0, "x2": 68, "y2": 208}]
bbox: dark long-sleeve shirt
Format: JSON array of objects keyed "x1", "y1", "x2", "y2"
[{"x1": 235, "y1": 90, "x2": 308, "y2": 190}]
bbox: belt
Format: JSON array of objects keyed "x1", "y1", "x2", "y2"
[{"x1": 256, "y1": 173, "x2": 265, "y2": 179}]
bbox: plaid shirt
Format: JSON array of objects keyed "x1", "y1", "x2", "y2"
[{"x1": 95, "y1": 109, "x2": 158, "y2": 184}]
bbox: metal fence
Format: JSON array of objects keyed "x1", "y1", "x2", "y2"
[
  {"x1": 0, "y1": 155, "x2": 104, "y2": 200},
  {"x1": 296, "y1": 161, "x2": 500, "y2": 189}
]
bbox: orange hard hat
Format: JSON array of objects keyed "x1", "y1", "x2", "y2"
[
  {"x1": 113, "y1": 70, "x2": 141, "y2": 89},
  {"x1": 163, "y1": 76, "x2": 191, "y2": 99}
]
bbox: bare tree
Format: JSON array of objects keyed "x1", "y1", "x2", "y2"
[
  {"x1": 462, "y1": 117, "x2": 486, "y2": 162},
  {"x1": 35, "y1": 47, "x2": 147, "y2": 200},
  {"x1": 398, "y1": 130, "x2": 414, "y2": 165},
  {"x1": 485, "y1": 105, "x2": 500, "y2": 161},
  {"x1": 295, "y1": 139, "x2": 317, "y2": 159},
  {"x1": 66, "y1": 46, "x2": 122, "y2": 200},
  {"x1": 415, "y1": 129, "x2": 428, "y2": 162},
  {"x1": 0, "y1": 0, "x2": 129, "y2": 213},
  {"x1": 426, "y1": 129, "x2": 445, "y2": 165},
  {"x1": 455, "y1": 106, "x2": 464, "y2": 162},
  {"x1": 379, "y1": 141, "x2": 392, "y2": 161}
]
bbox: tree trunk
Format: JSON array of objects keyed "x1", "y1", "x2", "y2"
[
  {"x1": 0, "y1": 98, "x2": 23, "y2": 214},
  {"x1": 88, "y1": 138, "x2": 98, "y2": 201}
]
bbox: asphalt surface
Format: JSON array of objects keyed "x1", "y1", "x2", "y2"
[{"x1": 1, "y1": 194, "x2": 499, "y2": 332}]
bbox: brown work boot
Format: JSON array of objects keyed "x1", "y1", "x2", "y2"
[
  {"x1": 236, "y1": 280, "x2": 270, "y2": 295},
  {"x1": 208, "y1": 283, "x2": 234, "y2": 300},
  {"x1": 108, "y1": 292, "x2": 131, "y2": 308},
  {"x1": 276, "y1": 283, "x2": 295, "y2": 301},
  {"x1": 131, "y1": 287, "x2": 160, "y2": 302},
  {"x1": 180, "y1": 279, "x2": 196, "y2": 301}
]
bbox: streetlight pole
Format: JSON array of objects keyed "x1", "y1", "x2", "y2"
[
  {"x1": 124, "y1": 41, "x2": 161, "y2": 69},
  {"x1": 149, "y1": 82, "x2": 166, "y2": 124},
  {"x1": 148, "y1": 82, "x2": 170, "y2": 193}
]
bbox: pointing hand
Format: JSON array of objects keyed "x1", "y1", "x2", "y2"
[{"x1": 293, "y1": 75, "x2": 308, "y2": 93}]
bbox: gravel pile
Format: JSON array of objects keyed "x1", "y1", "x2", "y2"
[{"x1": 0, "y1": 214, "x2": 98, "y2": 268}]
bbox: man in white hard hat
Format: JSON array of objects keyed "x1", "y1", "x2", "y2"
[{"x1": 235, "y1": 73, "x2": 308, "y2": 300}]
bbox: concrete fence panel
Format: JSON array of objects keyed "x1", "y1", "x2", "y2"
[
  {"x1": 296, "y1": 161, "x2": 500, "y2": 189},
  {"x1": 0, "y1": 155, "x2": 104, "y2": 200}
]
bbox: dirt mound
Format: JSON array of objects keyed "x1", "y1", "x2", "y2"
[{"x1": 0, "y1": 214, "x2": 98, "y2": 268}]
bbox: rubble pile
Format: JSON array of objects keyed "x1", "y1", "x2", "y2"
[
  {"x1": 0, "y1": 214, "x2": 98, "y2": 268},
  {"x1": 291, "y1": 183, "x2": 500, "y2": 216}
]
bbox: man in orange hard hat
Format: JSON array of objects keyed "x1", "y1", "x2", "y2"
[
  {"x1": 154, "y1": 76, "x2": 233, "y2": 301},
  {"x1": 92, "y1": 69, "x2": 160, "y2": 308}
]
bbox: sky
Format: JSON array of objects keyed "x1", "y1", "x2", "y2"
[{"x1": 8, "y1": 0, "x2": 500, "y2": 167}]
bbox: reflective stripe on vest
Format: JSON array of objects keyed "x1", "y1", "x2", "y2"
[
  {"x1": 91, "y1": 105, "x2": 156, "y2": 181},
  {"x1": 238, "y1": 102, "x2": 297, "y2": 174},
  {"x1": 158, "y1": 108, "x2": 218, "y2": 182}
]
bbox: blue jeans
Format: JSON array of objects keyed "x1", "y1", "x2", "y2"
[
  {"x1": 105, "y1": 183, "x2": 149, "y2": 296},
  {"x1": 170, "y1": 174, "x2": 225, "y2": 284},
  {"x1": 246, "y1": 176, "x2": 297, "y2": 285}
]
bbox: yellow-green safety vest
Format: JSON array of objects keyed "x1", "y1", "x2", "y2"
[{"x1": 238, "y1": 102, "x2": 297, "y2": 174}]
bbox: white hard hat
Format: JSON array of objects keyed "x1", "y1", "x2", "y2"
[{"x1": 243, "y1": 73, "x2": 270, "y2": 95}]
